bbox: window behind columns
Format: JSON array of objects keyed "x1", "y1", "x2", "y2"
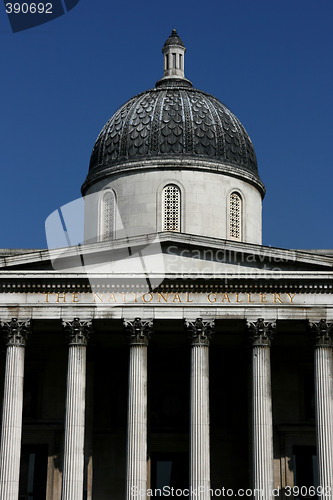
[
  {"x1": 292, "y1": 446, "x2": 318, "y2": 491},
  {"x1": 229, "y1": 192, "x2": 242, "y2": 241},
  {"x1": 100, "y1": 190, "x2": 115, "y2": 241},
  {"x1": 151, "y1": 452, "x2": 189, "y2": 496},
  {"x1": 19, "y1": 445, "x2": 48, "y2": 500},
  {"x1": 162, "y1": 184, "x2": 181, "y2": 232}
]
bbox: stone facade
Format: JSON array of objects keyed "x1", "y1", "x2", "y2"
[
  {"x1": 84, "y1": 165, "x2": 263, "y2": 244},
  {"x1": 1, "y1": 30, "x2": 333, "y2": 500},
  {"x1": 0, "y1": 264, "x2": 332, "y2": 498}
]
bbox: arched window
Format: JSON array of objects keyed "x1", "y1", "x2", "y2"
[
  {"x1": 101, "y1": 190, "x2": 115, "y2": 241},
  {"x1": 229, "y1": 192, "x2": 242, "y2": 241},
  {"x1": 162, "y1": 184, "x2": 181, "y2": 232}
]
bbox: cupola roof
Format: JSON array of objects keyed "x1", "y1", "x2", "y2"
[{"x1": 83, "y1": 31, "x2": 264, "y2": 196}]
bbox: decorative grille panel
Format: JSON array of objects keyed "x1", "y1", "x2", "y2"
[
  {"x1": 102, "y1": 191, "x2": 115, "y2": 240},
  {"x1": 162, "y1": 185, "x2": 180, "y2": 232},
  {"x1": 229, "y1": 192, "x2": 242, "y2": 240}
]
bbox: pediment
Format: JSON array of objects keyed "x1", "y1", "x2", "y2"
[{"x1": 0, "y1": 233, "x2": 333, "y2": 278}]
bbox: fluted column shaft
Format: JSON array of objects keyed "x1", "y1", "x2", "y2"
[
  {"x1": 126, "y1": 344, "x2": 148, "y2": 497},
  {"x1": 186, "y1": 318, "x2": 214, "y2": 500},
  {"x1": 248, "y1": 319, "x2": 276, "y2": 500},
  {"x1": 61, "y1": 318, "x2": 91, "y2": 500},
  {"x1": 252, "y1": 345, "x2": 274, "y2": 499},
  {"x1": 191, "y1": 345, "x2": 210, "y2": 498},
  {"x1": 0, "y1": 318, "x2": 30, "y2": 500},
  {"x1": 124, "y1": 318, "x2": 152, "y2": 500},
  {"x1": 310, "y1": 320, "x2": 333, "y2": 499}
]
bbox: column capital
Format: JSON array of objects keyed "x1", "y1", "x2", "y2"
[
  {"x1": 247, "y1": 318, "x2": 276, "y2": 347},
  {"x1": 309, "y1": 319, "x2": 333, "y2": 348},
  {"x1": 185, "y1": 318, "x2": 214, "y2": 347},
  {"x1": 62, "y1": 318, "x2": 92, "y2": 346},
  {"x1": 123, "y1": 318, "x2": 153, "y2": 346},
  {"x1": 1, "y1": 318, "x2": 31, "y2": 347}
]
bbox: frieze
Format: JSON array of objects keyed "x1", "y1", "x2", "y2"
[
  {"x1": 41, "y1": 291, "x2": 297, "y2": 304},
  {"x1": 1, "y1": 291, "x2": 333, "y2": 307}
]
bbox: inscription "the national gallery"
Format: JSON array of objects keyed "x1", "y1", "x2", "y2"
[{"x1": 42, "y1": 292, "x2": 297, "y2": 305}]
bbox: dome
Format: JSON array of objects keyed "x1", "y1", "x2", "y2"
[
  {"x1": 83, "y1": 31, "x2": 264, "y2": 196},
  {"x1": 163, "y1": 28, "x2": 184, "y2": 47}
]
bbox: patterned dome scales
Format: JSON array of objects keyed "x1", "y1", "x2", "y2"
[{"x1": 85, "y1": 30, "x2": 262, "y2": 192}]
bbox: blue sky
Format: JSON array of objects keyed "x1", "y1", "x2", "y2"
[{"x1": 0, "y1": 0, "x2": 332, "y2": 249}]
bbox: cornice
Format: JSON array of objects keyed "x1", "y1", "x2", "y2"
[
  {"x1": 0, "y1": 273, "x2": 333, "y2": 293},
  {"x1": 82, "y1": 157, "x2": 266, "y2": 198}
]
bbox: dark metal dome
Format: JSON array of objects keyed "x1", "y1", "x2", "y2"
[
  {"x1": 84, "y1": 31, "x2": 263, "y2": 194},
  {"x1": 88, "y1": 83, "x2": 258, "y2": 171}
]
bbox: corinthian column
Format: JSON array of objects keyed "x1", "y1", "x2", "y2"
[
  {"x1": 309, "y1": 320, "x2": 333, "y2": 498},
  {"x1": 247, "y1": 318, "x2": 276, "y2": 500},
  {"x1": 185, "y1": 318, "x2": 214, "y2": 500},
  {"x1": 61, "y1": 318, "x2": 92, "y2": 500},
  {"x1": 0, "y1": 318, "x2": 31, "y2": 500},
  {"x1": 124, "y1": 318, "x2": 153, "y2": 500}
]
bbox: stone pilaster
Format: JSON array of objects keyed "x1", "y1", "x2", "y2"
[
  {"x1": 0, "y1": 318, "x2": 31, "y2": 500},
  {"x1": 124, "y1": 318, "x2": 153, "y2": 500},
  {"x1": 185, "y1": 318, "x2": 214, "y2": 500},
  {"x1": 61, "y1": 318, "x2": 92, "y2": 500},
  {"x1": 309, "y1": 320, "x2": 333, "y2": 498},
  {"x1": 247, "y1": 318, "x2": 276, "y2": 500}
]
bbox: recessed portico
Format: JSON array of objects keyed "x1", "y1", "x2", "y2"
[{"x1": 0, "y1": 243, "x2": 333, "y2": 498}]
